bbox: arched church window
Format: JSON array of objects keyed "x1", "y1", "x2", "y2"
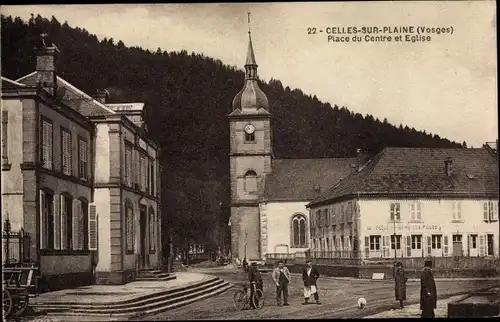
[
  {"x1": 244, "y1": 170, "x2": 257, "y2": 193},
  {"x1": 290, "y1": 213, "x2": 307, "y2": 248}
]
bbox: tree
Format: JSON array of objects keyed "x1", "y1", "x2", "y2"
[{"x1": 462, "y1": 141, "x2": 468, "y2": 148}]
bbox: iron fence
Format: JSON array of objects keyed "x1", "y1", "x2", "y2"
[{"x1": 2, "y1": 229, "x2": 31, "y2": 266}]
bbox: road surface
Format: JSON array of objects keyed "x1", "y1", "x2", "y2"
[{"x1": 136, "y1": 267, "x2": 499, "y2": 320}]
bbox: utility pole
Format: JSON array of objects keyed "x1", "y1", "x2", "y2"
[{"x1": 244, "y1": 230, "x2": 248, "y2": 260}]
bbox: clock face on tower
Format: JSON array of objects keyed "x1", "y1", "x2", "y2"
[{"x1": 244, "y1": 124, "x2": 255, "y2": 134}]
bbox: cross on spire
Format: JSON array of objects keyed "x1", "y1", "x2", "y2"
[{"x1": 247, "y1": 12, "x2": 251, "y2": 34}]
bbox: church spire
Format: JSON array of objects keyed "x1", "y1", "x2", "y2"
[
  {"x1": 231, "y1": 13, "x2": 269, "y2": 112},
  {"x1": 245, "y1": 12, "x2": 257, "y2": 67}
]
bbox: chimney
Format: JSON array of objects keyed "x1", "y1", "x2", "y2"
[
  {"x1": 95, "y1": 89, "x2": 109, "y2": 104},
  {"x1": 35, "y1": 34, "x2": 60, "y2": 96},
  {"x1": 356, "y1": 149, "x2": 370, "y2": 170},
  {"x1": 313, "y1": 184, "x2": 321, "y2": 197},
  {"x1": 444, "y1": 157, "x2": 453, "y2": 177}
]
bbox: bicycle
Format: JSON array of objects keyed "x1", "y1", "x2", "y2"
[{"x1": 232, "y1": 281, "x2": 265, "y2": 311}]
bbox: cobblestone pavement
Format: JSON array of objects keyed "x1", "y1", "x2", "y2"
[{"x1": 135, "y1": 268, "x2": 499, "y2": 320}]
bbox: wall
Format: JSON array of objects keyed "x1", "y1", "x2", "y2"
[
  {"x1": 260, "y1": 201, "x2": 310, "y2": 259},
  {"x1": 358, "y1": 198, "x2": 499, "y2": 259},
  {"x1": 94, "y1": 188, "x2": 111, "y2": 272},
  {"x1": 229, "y1": 118, "x2": 271, "y2": 155},
  {"x1": 94, "y1": 123, "x2": 110, "y2": 184},
  {"x1": 230, "y1": 206, "x2": 260, "y2": 260},
  {"x1": 1, "y1": 98, "x2": 24, "y2": 230}
]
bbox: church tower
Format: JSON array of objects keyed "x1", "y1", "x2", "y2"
[{"x1": 228, "y1": 15, "x2": 272, "y2": 261}]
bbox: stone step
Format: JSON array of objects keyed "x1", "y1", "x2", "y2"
[
  {"x1": 138, "y1": 270, "x2": 163, "y2": 276},
  {"x1": 43, "y1": 281, "x2": 232, "y2": 319},
  {"x1": 136, "y1": 274, "x2": 175, "y2": 281},
  {"x1": 34, "y1": 278, "x2": 226, "y2": 313},
  {"x1": 32, "y1": 276, "x2": 220, "y2": 308}
]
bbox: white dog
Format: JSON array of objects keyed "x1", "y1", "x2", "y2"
[{"x1": 357, "y1": 297, "x2": 367, "y2": 309}]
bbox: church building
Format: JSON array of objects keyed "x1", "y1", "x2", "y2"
[{"x1": 228, "y1": 29, "x2": 356, "y2": 261}]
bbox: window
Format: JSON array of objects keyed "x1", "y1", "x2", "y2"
[
  {"x1": 391, "y1": 235, "x2": 402, "y2": 250},
  {"x1": 78, "y1": 138, "x2": 88, "y2": 180},
  {"x1": 452, "y1": 234, "x2": 462, "y2": 243},
  {"x1": 324, "y1": 208, "x2": 330, "y2": 226},
  {"x1": 61, "y1": 129, "x2": 72, "y2": 176},
  {"x1": 326, "y1": 238, "x2": 330, "y2": 251},
  {"x1": 411, "y1": 235, "x2": 422, "y2": 250},
  {"x1": 469, "y1": 234, "x2": 477, "y2": 249},
  {"x1": 244, "y1": 170, "x2": 257, "y2": 193},
  {"x1": 149, "y1": 207, "x2": 155, "y2": 253},
  {"x1": 60, "y1": 194, "x2": 73, "y2": 250},
  {"x1": 39, "y1": 190, "x2": 54, "y2": 249},
  {"x1": 483, "y1": 201, "x2": 499, "y2": 222},
  {"x1": 41, "y1": 118, "x2": 53, "y2": 170},
  {"x1": 1, "y1": 110, "x2": 10, "y2": 169},
  {"x1": 140, "y1": 154, "x2": 147, "y2": 191},
  {"x1": 451, "y1": 201, "x2": 462, "y2": 221},
  {"x1": 390, "y1": 203, "x2": 400, "y2": 221},
  {"x1": 431, "y1": 235, "x2": 442, "y2": 249},
  {"x1": 340, "y1": 204, "x2": 345, "y2": 223},
  {"x1": 149, "y1": 160, "x2": 155, "y2": 196},
  {"x1": 291, "y1": 214, "x2": 307, "y2": 248},
  {"x1": 330, "y1": 206, "x2": 336, "y2": 225},
  {"x1": 369, "y1": 235, "x2": 381, "y2": 250},
  {"x1": 487, "y1": 234, "x2": 494, "y2": 256},
  {"x1": 245, "y1": 132, "x2": 255, "y2": 142},
  {"x1": 347, "y1": 202, "x2": 353, "y2": 222},
  {"x1": 125, "y1": 144, "x2": 132, "y2": 187},
  {"x1": 410, "y1": 201, "x2": 422, "y2": 221},
  {"x1": 125, "y1": 200, "x2": 134, "y2": 252}
]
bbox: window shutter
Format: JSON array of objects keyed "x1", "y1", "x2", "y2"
[
  {"x1": 406, "y1": 235, "x2": 411, "y2": 257},
  {"x1": 47, "y1": 122, "x2": 53, "y2": 169},
  {"x1": 60, "y1": 195, "x2": 66, "y2": 250},
  {"x1": 325, "y1": 209, "x2": 330, "y2": 226},
  {"x1": 364, "y1": 236, "x2": 369, "y2": 257},
  {"x1": 89, "y1": 204, "x2": 97, "y2": 250},
  {"x1": 427, "y1": 236, "x2": 432, "y2": 256},
  {"x1": 483, "y1": 202, "x2": 489, "y2": 221},
  {"x1": 72, "y1": 199, "x2": 79, "y2": 250},
  {"x1": 492, "y1": 202, "x2": 498, "y2": 221},
  {"x1": 443, "y1": 235, "x2": 449, "y2": 256},
  {"x1": 478, "y1": 235, "x2": 485, "y2": 256},
  {"x1": 457, "y1": 202, "x2": 462, "y2": 220},
  {"x1": 39, "y1": 190, "x2": 46, "y2": 249},
  {"x1": 54, "y1": 194, "x2": 60, "y2": 250},
  {"x1": 78, "y1": 202, "x2": 84, "y2": 250},
  {"x1": 417, "y1": 202, "x2": 422, "y2": 221},
  {"x1": 311, "y1": 213, "x2": 315, "y2": 228}
]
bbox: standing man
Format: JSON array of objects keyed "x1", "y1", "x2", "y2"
[
  {"x1": 302, "y1": 259, "x2": 321, "y2": 305},
  {"x1": 394, "y1": 261, "x2": 408, "y2": 309},
  {"x1": 420, "y1": 259, "x2": 437, "y2": 318},
  {"x1": 248, "y1": 262, "x2": 263, "y2": 309},
  {"x1": 272, "y1": 260, "x2": 291, "y2": 306}
]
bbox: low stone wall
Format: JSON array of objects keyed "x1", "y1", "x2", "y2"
[{"x1": 265, "y1": 263, "x2": 498, "y2": 279}]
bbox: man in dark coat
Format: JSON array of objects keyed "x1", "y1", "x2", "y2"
[
  {"x1": 302, "y1": 259, "x2": 321, "y2": 305},
  {"x1": 248, "y1": 262, "x2": 263, "y2": 309},
  {"x1": 420, "y1": 259, "x2": 437, "y2": 318},
  {"x1": 394, "y1": 261, "x2": 408, "y2": 308}
]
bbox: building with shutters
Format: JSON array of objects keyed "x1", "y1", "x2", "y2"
[
  {"x1": 2, "y1": 40, "x2": 161, "y2": 289},
  {"x1": 307, "y1": 147, "x2": 499, "y2": 261}
]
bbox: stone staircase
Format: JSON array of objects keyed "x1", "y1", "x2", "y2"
[
  {"x1": 31, "y1": 276, "x2": 232, "y2": 321},
  {"x1": 136, "y1": 268, "x2": 176, "y2": 281}
]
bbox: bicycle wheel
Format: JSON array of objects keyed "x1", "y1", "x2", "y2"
[
  {"x1": 232, "y1": 289, "x2": 247, "y2": 311},
  {"x1": 12, "y1": 294, "x2": 28, "y2": 316},
  {"x1": 251, "y1": 289, "x2": 264, "y2": 309}
]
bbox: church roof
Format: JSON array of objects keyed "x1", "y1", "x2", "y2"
[
  {"x1": 308, "y1": 147, "x2": 499, "y2": 207},
  {"x1": 263, "y1": 158, "x2": 357, "y2": 201}
]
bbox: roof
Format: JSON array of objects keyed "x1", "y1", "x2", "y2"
[
  {"x1": 245, "y1": 33, "x2": 257, "y2": 66},
  {"x1": 16, "y1": 72, "x2": 116, "y2": 116},
  {"x1": 263, "y1": 158, "x2": 357, "y2": 201},
  {"x1": 309, "y1": 147, "x2": 500, "y2": 206},
  {"x1": 1, "y1": 76, "x2": 28, "y2": 89},
  {"x1": 106, "y1": 103, "x2": 145, "y2": 112}
]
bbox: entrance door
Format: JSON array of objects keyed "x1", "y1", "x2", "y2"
[
  {"x1": 452, "y1": 234, "x2": 463, "y2": 257},
  {"x1": 140, "y1": 208, "x2": 148, "y2": 268}
]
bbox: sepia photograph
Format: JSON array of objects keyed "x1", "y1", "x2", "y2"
[{"x1": 0, "y1": 1, "x2": 498, "y2": 321}]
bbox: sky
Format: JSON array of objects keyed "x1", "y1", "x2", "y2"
[{"x1": 1, "y1": 2, "x2": 497, "y2": 147}]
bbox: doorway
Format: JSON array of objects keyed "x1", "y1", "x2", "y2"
[{"x1": 139, "y1": 207, "x2": 148, "y2": 268}]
